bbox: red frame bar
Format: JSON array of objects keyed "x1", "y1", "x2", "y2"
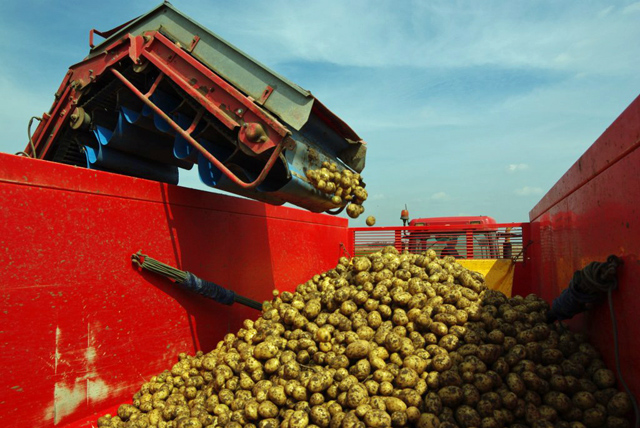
[
  {"x1": 347, "y1": 222, "x2": 530, "y2": 259},
  {"x1": 111, "y1": 69, "x2": 286, "y2": 189},
  {"x1": 140, "y1": 32, "x2": 289, "y2": 154},
  {"x1": 349, "y1": 222, "x2": 528, "y2": 232}
]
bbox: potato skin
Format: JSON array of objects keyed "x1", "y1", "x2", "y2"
[
  {"x1": 345, "y1": 340, "x2": 370, "y2": 359},
  {"x1": 290, "y1": 409, "x2": 310, "y2": 428},
  {"x1": 607, "y1": 392, "x2": 632, "y2": 417},
  {"x1": 592, "y1": 369, "x2": 616, "y2": 389},
  {"x1": 363, "y1": 409, "x2": 392, "y2": 428}
]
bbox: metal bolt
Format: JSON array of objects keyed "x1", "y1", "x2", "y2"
[{"x1": 235, "y1": 108, "x2": 244, "y2": 115}]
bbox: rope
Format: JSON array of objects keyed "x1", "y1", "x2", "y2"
[
  {"x1": 547, "y1": 255, "x2": 637, "y2": 428},
  {"x1": 131, "y1": 251, "x2": 261, "y2": 310},
  {"x1": 511, "y1": 239, "x2": 533, "y2": 262},
  {"x1": 131, "y1": 251, "x2": 187, "y2": 283},
  {"x1": 547, "y1": 255, "x2": 621, "y2": 322},
  {"x1": 27, "y1": 116, "x2": 41, "y2": 158}
]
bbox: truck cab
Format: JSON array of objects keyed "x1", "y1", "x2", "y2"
[{"x1": 407, "y1": 215, "x2": 500, "y2": 258}]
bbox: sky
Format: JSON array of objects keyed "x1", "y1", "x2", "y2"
[{"x1": 1, "y1": 0, "x2": 639, "y2": 226}]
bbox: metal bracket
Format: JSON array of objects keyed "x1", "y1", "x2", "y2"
[
  {"x1": 188, "y1": 35, "x2": 201, "y2": 53},
  {"x1": 258, "y1": 86, "x2": 274, "y2": 105}
]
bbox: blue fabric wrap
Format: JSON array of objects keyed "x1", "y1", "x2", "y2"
[
  {"x1": 181, "y1": 272, "x2": 236, "y2": 305},
  {"x1": 548, "y1": 272, "x2": 602, "y2": 322}
]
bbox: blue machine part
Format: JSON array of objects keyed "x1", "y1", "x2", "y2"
[
  {"x1": 82, "y1": 86, "x2": 350, "y2": 212},
  {"x1": 84, "y1": 145, "x2": 179, "y2": 184}
]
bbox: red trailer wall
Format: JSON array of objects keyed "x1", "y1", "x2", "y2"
[
  {"x1": 529, "y1": 94, "x2": 640, "y2": 399},
  {"x1": 0, "y1": 154, "x2": 348, "y2": 427}
]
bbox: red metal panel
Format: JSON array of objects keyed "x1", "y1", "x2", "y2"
[
  {"x1": 0, "y1": 153, "x2": 347, "y2": 427},
  {"x1": 529, "y1": 94, "x2": 640, "y2": 399}
]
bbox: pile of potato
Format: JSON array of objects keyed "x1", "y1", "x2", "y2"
[
  {"x1": 98, "y1": 247, "x2": 632, "y2": 428},
  {"x1": 305, "y1": 162, "x2": 367, "y2": 218}
]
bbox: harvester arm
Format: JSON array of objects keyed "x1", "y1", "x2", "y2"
[{"x1": 25, "y1": 3, "x2": 367, "y2": 213}]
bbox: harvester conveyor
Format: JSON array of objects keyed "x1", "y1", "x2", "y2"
[{"x1": 25, "y1": 2, "x2": 367, "y2": 213}]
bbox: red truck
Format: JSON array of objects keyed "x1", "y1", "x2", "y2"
[
  {"x1": 359, "y1": 214, "x2": 519, "y2": 259},
  {"x1": 407, "y1": 215, "x2": 502, "y2": 259}
]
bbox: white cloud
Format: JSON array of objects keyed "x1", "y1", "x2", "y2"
[
  {"x1": 191, "y1": 0, "x2": 640, "y2": 76},
  {"x1": 506, "y1": 163, "x2": 530, "y2": 173},
  {"x1": 623, "y1": 2, "x2": 640, "y2": 14},
  {"x1": 431, "y1": 192, "x2": 449, "y2": 201},
  {"x1": 598, "y1": 6, "x2": 615, "y2": 18},
  {"x1": 371, "y1": 193, "x2": 385, "y2": 201},
  {"x1": 515, "y1": 186, "x2": 544, "y2": 196}
]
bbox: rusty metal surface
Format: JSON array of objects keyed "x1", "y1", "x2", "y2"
[
  {"x1": 0, "y1": 153, "x2": 348, "y2": 426},
  {"x1": 528, "y1": 93, "x2": 640, "y2": 400}
]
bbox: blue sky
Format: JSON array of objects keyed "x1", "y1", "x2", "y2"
[{"x1": 1, "y1": 1, "x2": 639, "y2": 226}]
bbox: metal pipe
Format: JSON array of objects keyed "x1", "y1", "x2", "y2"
[{"x1": 111, "y1": 68, "x2": 285, "y2": 190}]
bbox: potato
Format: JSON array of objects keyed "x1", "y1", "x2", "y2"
[
  {"x1": 606, "y1": 416, "x2": 631, "y2": 428},
  {"x1": 363, "y1": 409, "x2": 392, "y2": 428},
  {"x1": 417, "y1": 413, "x2": 441, "y2": 428},
  {"x1": 346, "y1": 384, "x2": 368, "y2": 408},
  {"x1": 258, "y1": 401, "x2": 279, "y2": 419},
  {"x1": 583, "y1": 407, "x2": 607, "y2": 428},
  {"x1": 438, "y1": 385, "x2": 464, "y2": 407},
  {"x1": 254, "y1": 342, "x2": 279, "y2": 360},
  {"x1": 571, "y1": 391, "x2": 596, "y2": 411},
  {"x1": 117, "y1": 404, "x2": 137, "y2": 421},
  {"x1": 432, "y1": 354, "x2": 453, "y2": 372},
  {"x1": 345, "y1": 340, "x2": 370, "y2": 359},
  {"x1": 290, "y1": 410, "x2": 309, "y2": 428},
  {"x1": 394, "y1": 367, "x2": 419, "y2": 388},
  {"x1": 607, "y1": 392, "x2": 632, "y2": 417},
  {"x1": 506, "y1": 373, "x2": 526, "y2": 396},
  {"x1": 455, "y1": 405, "x2": 482, "y2": 428},
  {"x1": 593, "y1": 369, "x2": 616, "y2": 389},
  {"x1": 310, "y1": 405, "x2": 331, "y2": 427}
]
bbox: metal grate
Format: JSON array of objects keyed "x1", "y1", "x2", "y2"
[{"x1": 350, "y1": 223, "x2": 527, "y2": 261}]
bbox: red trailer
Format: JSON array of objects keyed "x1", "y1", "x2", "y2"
[
  {"x1": 1, "y1": 4, "x2": 639, "y2": 427},
  {"x1": 2, "y1": 93, "x2": 639, "y2": 426}
]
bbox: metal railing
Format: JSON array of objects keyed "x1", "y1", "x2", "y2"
[{"x1": 348, "y1": 223, "x2": 528, "y2": 261}]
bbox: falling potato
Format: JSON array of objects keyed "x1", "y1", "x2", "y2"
[
  {"x1": 366, "y1": 216, "x2": 376, "y2": 226},
  {"x1": 99, "y1": 247, "x2": 633, "y2": 428},
  {"x1": 304, "y1": 165, "x2": 367, "y2": 218}
]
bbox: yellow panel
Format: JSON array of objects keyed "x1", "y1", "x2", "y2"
[{"x1": 458, "y1": 259, "x2": 515, "y2": 297}]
